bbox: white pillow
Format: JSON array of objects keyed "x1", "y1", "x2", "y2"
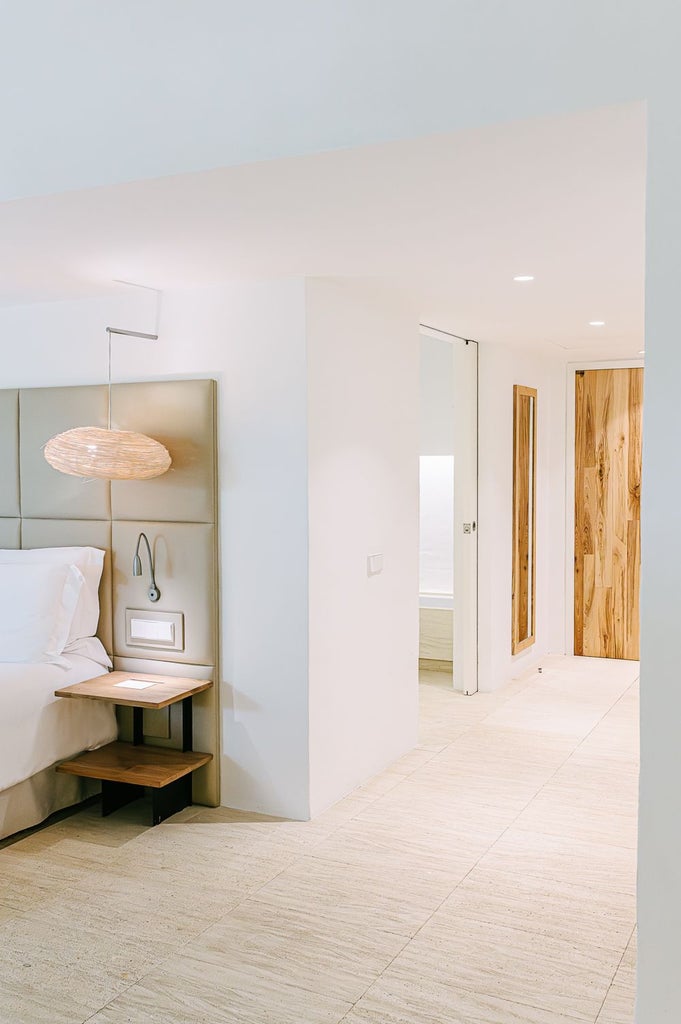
[
  {"x1": 0, "y1": 563, "x2": 84, "y2": 664},
  {"x1": 65, "y1": 636, "x2": 112, "y2": 669},
  {"x1": 0, "y1": 547, "x2": 104, "y2": 642}
]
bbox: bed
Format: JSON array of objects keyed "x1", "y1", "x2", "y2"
[{"x1": 0, "y1": 546, "x2": 118, "y2": 840}]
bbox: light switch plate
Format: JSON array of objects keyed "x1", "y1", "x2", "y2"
[
  {"x1": 125, "y1": 608, "x2": 185, "y2": 651},
  {"x1": 367, "y1": 553, "x2": 384, "y2": 576}
]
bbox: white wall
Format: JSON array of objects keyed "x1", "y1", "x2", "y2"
[
  {"x1": 0, "y1": 289, "x2": 160, "y2": 388},
  {"x1": 0, "y1": 276, "x2": 423, "y2": 823},
  {"x1": 0, "y1": 280, "x2": 312, "y2": 820},
  {"x1": 636, "y1": 104, "x2": 681, "y2": 1022},
  {"x1": 477, "y1": 341, "x2": 566, "y2": 690},
  {"x1": 306, "y1": 278, "x2": 419, "y2": 817},
  {"x1": 150, "y1": 284, "x2": 311, "y2": 820}
]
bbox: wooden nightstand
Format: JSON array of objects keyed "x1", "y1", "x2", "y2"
[{"x1": 55, "y1": 671, "x2": 213, "y2": 826}]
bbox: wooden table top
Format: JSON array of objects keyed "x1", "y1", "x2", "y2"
[
  {"x1": 55, "y1": 670, "x2": 213, "y2": 709},
  {"x1": 57, "y1": 741, "x2": 212, "y2": 787}
]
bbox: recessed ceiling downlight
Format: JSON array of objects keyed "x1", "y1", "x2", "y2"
[
  {"x1": 639, "y1": 350, "x2": 645, "y2": 355},
  {"x1": 513, "y1": 275, "x2": 534, "y2": 282},
  {"x1": 588, "y1": 320, "x2": 606, "y2": 327}
]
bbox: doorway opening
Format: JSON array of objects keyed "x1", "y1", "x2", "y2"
[{"x1": 419, "y1": 325, "x2": 478, "y2": 694}]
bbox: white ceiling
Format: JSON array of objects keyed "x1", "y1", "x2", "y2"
[
  {"x1": 0, "y1": 3, "x2": 652, "y2": 205},
  {"x1": 0, "y1": 102, "x2": 645, "y2": 356}
]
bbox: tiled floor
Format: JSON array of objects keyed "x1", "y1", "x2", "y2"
[{"x1": 0, "y1": 655, "x2": 638, "y2": 1023}]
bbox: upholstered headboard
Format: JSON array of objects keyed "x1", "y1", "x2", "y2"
[{"x1": 0, "y1": 379, "x2": 220, "y2": 806}]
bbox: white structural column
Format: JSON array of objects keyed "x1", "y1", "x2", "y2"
[
  {"x1": 306, "y1": 278, "x2": 420, "y2": 818},
  {"x1": 637, "y1": 96, "x2": 681, "y2": 1024}
]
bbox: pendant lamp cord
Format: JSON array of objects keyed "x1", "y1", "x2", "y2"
[{"x1": 104, "y1": 324, "x2": 159, "y2": 430}]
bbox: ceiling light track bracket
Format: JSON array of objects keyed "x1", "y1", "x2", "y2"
[{"x1": 105, "y1": 328, "x2": 159, "y2": 340}]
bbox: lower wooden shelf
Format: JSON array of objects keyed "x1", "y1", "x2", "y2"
[{"x1": 57, "y1": 741, "x2": 212, "y2": 789}]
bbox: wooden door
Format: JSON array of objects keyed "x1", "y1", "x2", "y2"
[{"x1": 574, "y1": 368, "x2": 643, "y2": 659}]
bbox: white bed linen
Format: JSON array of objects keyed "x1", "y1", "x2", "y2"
[{"x1": 0, "y1": 655, "x2": 118, "y2": 793}]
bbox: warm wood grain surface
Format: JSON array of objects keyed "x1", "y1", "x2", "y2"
[
  {"x1": 56, "y1": 742, "x2": 212, "y2": 787},
  {"x1": 574, "y1": 368, "x2": 643, "y2": 659},
  {"x1": 512, "y1": 385, "x2": 537, "y2": 654},
  {"x1": 55, "y1": 671, "x2": 213, "y2": 709}
]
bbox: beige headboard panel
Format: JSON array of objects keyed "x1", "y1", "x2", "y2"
[{"x1": 0, "y1": 379, "x2": 220, "y2": 806}]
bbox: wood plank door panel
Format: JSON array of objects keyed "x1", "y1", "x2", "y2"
[{"x1": 574, "y1": 368, "x2": 642, "y2": 659}]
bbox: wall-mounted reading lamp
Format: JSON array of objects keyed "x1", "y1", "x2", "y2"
[{"x1": 133, "y1": 532, "x2": 160, "y2": 602}]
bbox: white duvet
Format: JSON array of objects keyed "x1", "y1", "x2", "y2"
[{"x1": 0, "y1": 655, "x2": 118, "y2": 793}]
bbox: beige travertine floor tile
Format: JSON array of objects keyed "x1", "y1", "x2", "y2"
[
  {"x1": 165, "y1": 897, "x2": 411, "y2": 1003},
  {"x1": 0, "y1": 915, "x2": 168, "y2": 1024},
  {"x1": 32, "y1": 800, "x2": 153, "y2": 847},
  {"x1": 18, "y1": 874, "x2": 231, "y2": 948},
  {"x1": 86, "y1": 961, "x2": 352, "y2": 1024},
  {"x1": 355, "y1": 796, "x2": 519, "y2": 837},
  {"x1": 109, "y1": 838, "x2": 293, "y2": 894},
  {"x1": 479, "y1": 828, "x2": 637, "y2": 896},
  {"x1": 0, "y1": 656, "x2": 638, "y2": 1024},
  {"x1": 111, "y1": 815, "x2": 291, "y2": 864},
  {"x1": 429, "y1": 722, "x2": 577, "y2": 765},
  {"x1": 597, "y1": 959, "x2": 636, "y2": 1023},
  {"x1": 548, "y1": 758, "x2": 639, "y2": 798},
  {"x1": 353, "y1": 768, "x2": 407, "y2": 798},
  {"x1": 0, "y1": 902, "x2": 18, "y2": 924},
  {"x1": 513, "y1": 787, "x2": 638, "y2": 849},
  {"x1": 388, "y1": 746, "x2": 440, "y2": 774},
  {"x1": 249, "y1": 849, "x2": 458, "y2": 935},
  {"x1": 94, "y1": 856, "x2": 278, "y2": 928},
  {"x1": 481, "y1": 698, "x2": 615, "y2": 738},
  {"x1": 437, "y1": 866, "x2": 636, "y2": 952},
  {"x1": 355, "y1": 775, "x2": 534, "y2": 832},
  {"x1": 596, "y1": 928, "x2": 636, "y2": 1023},
  {"x1": 344, "y1": 972, "x2": 589, "y2": 1024},
  {"x1": 307, "y1": 816, "x2": 499, "y2": 879},
  {"x1": 181, "y1": 803, "x2": 336, "y2": 855},
  {"x1": 0, "y1": 849, "x2": 104, "y2": 911},
  {"x1": 381, "y1": 912, "x2": 621, "y2": 1021},
  {"x1": 622, "y1": 927, "x2": 636, "y2": 965},
  {"x1": 0, "y1": 985, "x2": 97, "y2": 1024}
]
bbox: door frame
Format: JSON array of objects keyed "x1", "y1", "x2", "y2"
[
  {"x1": 419, "y1": 324, "x2": 479, "y2": 694},
  {"x1": 564, "y1": 357, "x2": 644, "y2": 656}
]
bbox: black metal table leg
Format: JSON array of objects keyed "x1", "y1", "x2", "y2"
[
  {"x1": 102, "y1": 780, "x2": 144, "y2": 816},
  {"x1": 133, "y1": 706, "x2": 144, "y2": 745},
  {"x1": 151, "y1": 774, "x2": 193, "y2": 825},
  {"x1": 181, "y1": 696, "x2": 193, "y2": 752}
]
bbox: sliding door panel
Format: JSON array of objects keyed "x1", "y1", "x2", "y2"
[{"x1": 574, "y1": 368, "x2": 642, "y2": 659}]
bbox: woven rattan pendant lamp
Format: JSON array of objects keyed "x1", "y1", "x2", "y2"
[{"x1": 44, "y1": 328, "x2": 171, "y2": 481}]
